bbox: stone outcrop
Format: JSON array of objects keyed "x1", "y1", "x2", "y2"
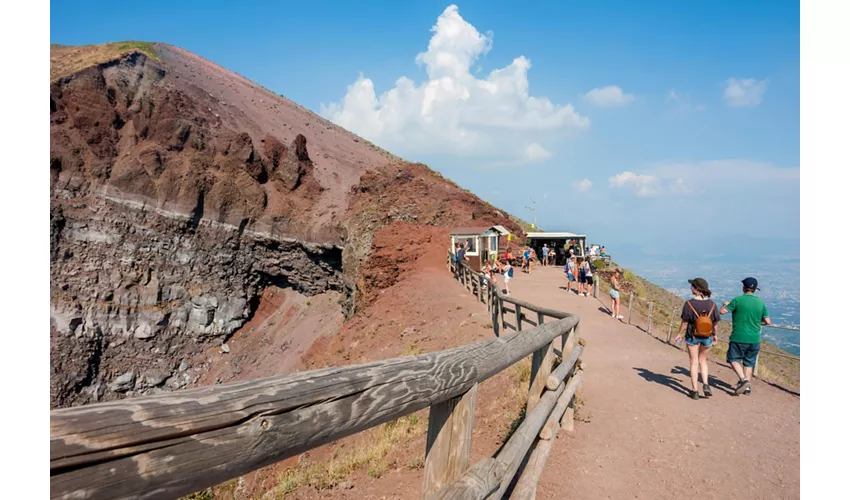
[{"x1": 49, "y1": 196, "x2": 348, "y2": 408}]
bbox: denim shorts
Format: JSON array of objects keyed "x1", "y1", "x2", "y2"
[
  {"x1": 726, "y1": 341, "x2": 760, "y2": 367},
  {"x1": 610, "y1": 290, "x2": 620, "y2": 299},
  {"x1": 685, "y1": 335, "x2": 713, "y2": 347}
]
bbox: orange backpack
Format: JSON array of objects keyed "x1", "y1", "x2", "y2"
[{"x1": 687, "y1": 301, "x2": 715, "y2": 338}]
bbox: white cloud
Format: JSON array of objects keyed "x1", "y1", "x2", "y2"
[
  {"x1": 609, "y1": 160, "x2": 798, "y2": 197},
  {"x1": 320, "y1": 5, "x2": 589, "y2": 163},
  {"x1": 573, "y1": 179, "x2": 592, "y2": 192},
  {"x1": 608, "y1": 172, "x2": 663, "y2": 197},
  {"x1": 524, "y1": 143, "x2": 552, "y2": 162},
  {"x1": 583, "y1": 86, "x2": 635, "y2": 107},
  {"x1": 665, "y1": 89, "x2": 705, "y2": 113},
  {"x1": 724, "y1": 78, "x2": 767, "y2": 107}
]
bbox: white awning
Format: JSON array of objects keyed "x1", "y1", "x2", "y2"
[{"x1": 526, "y1": 232, "x2": 586, "y2": 239}]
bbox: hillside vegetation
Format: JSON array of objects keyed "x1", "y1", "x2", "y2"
[{"x1": 50, "y1": 41, "x2": 161, "y2": 81}]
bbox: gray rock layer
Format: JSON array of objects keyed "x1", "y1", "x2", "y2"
[{"x1": 50, "y1": 196, "x2": 351, "y2": 409}]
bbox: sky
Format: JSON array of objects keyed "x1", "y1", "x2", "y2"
[{"x1": 50, "y1": 0, "x2": 801, "y2": 261}]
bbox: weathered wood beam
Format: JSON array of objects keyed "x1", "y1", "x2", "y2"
[
  {"x1": 422, "y1": 384, "x2": 479, "y2": 497},
  {"x1": 545, "y1": 345, "x2": 584, "y2": 391},
  {"x1": 540, "y1": 370, "x2": 583, "y2": 440}
]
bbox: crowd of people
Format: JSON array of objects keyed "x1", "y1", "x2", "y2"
[{"x1": 453, "y1": 240, "x2": 771, "y2": 402}]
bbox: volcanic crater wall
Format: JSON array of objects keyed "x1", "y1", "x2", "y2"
[{"x1": 49, "y1": 51, "x2": 351, "y2": 409}]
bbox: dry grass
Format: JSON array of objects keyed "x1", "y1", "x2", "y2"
[
  {"x1": 273, "y1": 414, "x2": 425, "y2": 497},
  {"x1": 498, "y1": 357, "x2": 531, "y2": 443},
  {"x1": 181, "y1": 479, "x2": 238, "y2": 500},
  {"x1": 51, "y1": 41, "x2": 161, "y2": 82},
  {"x1": 404, "y1": 343, "x2": 425, "y2": 356}
]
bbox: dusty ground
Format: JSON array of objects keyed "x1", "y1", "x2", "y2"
[
  {"x1": 215, "y1": 260, "x2": 530, "y2": 499},
  {"x1": 513, "y1": 267, "x2": 800, "y2": 500},
  {"x1": 216, "y1": 266, "x2": 798, "y2": 500}
]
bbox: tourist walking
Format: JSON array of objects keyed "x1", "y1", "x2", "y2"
[
  {"x1": 501, "y1": 259, "x2": 513, "y2": 296},
  {"x1": 522, "y1": 247, "x2": 530, "y2": 273},
  {"x1": 609, "y1": 269, "x2": 623, "y2": 319},
  {"x1": 576, "y1": 259, "x2": 586, "y2": 295},
  {"x1": 720, "y1": 277, "x2": 771, "y2": 395},
  {"x1": 564, "y1": 257, "x2": 577, "y2": 293},
  {"x1": 581, "y1": 259, "x2": 594, "y2": 297},
  {"x1": 673, "y1": 278, "x2": 721, "y2": 400}
]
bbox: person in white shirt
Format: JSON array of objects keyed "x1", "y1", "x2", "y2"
[{"x1": 501, "y1": 259, "x2": 513, "y2": 296}]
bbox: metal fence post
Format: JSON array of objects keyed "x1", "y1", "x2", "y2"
[
  {"x1": 627, "y1": 293, "x2": 633, "y2": 325},
  {"x1": 647, "y1": 301, "x2": 654, "y2": 335}
]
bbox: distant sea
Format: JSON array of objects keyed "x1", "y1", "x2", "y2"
[{"x1": 613, "y1": 253, "x2": 800, "y2": 356}]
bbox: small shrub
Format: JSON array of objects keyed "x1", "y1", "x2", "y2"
[{"x1": 405, "y1": 343, "x2": 425, "y2": 356}]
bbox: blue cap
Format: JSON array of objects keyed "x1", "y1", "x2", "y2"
[{"x1": 742, "y1": 277, "x2": 760, "y2": 291}]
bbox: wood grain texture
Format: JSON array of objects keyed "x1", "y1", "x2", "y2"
[
  {"x1": 528, "y1": 337, "x2": 557, "y2": 411},
  {"x1": 545, "y1": 344, "x2": 584, "y2": 391},
  {"x1": 490, "y1": 381, "x2": 567, "y2": 499},
  {"x1": 540, "y1": 370, "x2": 583, "y2": 440},
  {"x1": 51, "y1": 349, "x2": 479, "y2": 499},
  {"x1": 51, "y1": 255, "x2": 581, "y2": 500},
  {"x1": 428, "y1": 458, "x2": 502, "y2": 500},
  {"x1": 509, "y1": 436, "x2": 550, "y2": 500},
  {"x1": 423, "y1": 384, "x2": 479, "y2": 497}
]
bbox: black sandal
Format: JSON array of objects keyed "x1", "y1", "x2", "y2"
[
  {"x1": 689, "y1": 390, "x2": 700, "y2": 400},
  {"x1": 703, "y1": 384, "x2": 713, "y2": 397}
]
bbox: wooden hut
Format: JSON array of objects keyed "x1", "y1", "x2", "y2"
[{"x1": 449, "y1": 226, "x2": 510, "y2": 271}]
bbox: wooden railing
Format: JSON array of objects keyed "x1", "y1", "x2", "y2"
[
  {"x1": 440, "y1": 253, "x2": 585, "y2": 499},
  {"x1": 49, "y1": 255, "x2": 585, "y2": 500}
]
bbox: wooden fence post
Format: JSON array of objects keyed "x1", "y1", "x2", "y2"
[
  {"x1": 647, "y1": 301, "x2": 654, "y2": 335},
  {"x1": 561, "y1": 324, "x2": 579, "y2": 432},
  {"x1": 492, "y1": 294, "x2": 500, "y2": 337},
  {"x1": 422, "y1": 383, "x2": 479, "y2": 497},
  {"x1": 666, "y1": 304, "x2": 677, "y2": 343},
  {"x1": 516, "y1": 304, "x2": 523, "y2": 332},
  {"x1": 627, "y1": 293, "x2": 633, "y2": 325},
  {"x1": 500, "y1": 297, "x2": 506, "y2": 331},
  {"x1": 753, "y1": 354, "x2": 760, "y2": 378},
  {"x1": 527, "y1": 313, "x2": 555, "y2": 411}
]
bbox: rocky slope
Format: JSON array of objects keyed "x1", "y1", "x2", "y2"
[{"x1": 49, "y1": 42, "x2": 524, "y2": 409}]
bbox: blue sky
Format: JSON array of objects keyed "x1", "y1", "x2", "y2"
[{"x1": 51, "y1": 0, "x2": 800, "y2": 260}]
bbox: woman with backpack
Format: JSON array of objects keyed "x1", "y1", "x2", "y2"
[
  {"x1": 674, "y1": 278, "x2": 721, "y2": 400},
  {"x1": 501, "y1": 259, "x2": 513, "y2": 296}
]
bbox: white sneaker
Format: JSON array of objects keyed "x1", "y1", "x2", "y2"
[{"x1": 611, "y1": 312, "x2": 615, "y2": 317}]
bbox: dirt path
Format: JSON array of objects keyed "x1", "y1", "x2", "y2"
[{"x1": 505, "y1": 267, "x2": 799, "y2": 500}]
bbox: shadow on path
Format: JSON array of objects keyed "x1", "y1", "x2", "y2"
[
  {"x1": 633, "y1": 367, "x2": 691, "y2": 396},
  {"x1": 671, "y1": 366, "x2": 735, "y2": 396}
]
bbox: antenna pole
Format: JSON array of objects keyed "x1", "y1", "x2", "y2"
[{"x1": 525, "y1": 199, "x2": 537, "y2": 228}]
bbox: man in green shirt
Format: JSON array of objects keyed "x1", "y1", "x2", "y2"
[{"x1": 720, "y1": 277, "x2": 771, "y2": 396}]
